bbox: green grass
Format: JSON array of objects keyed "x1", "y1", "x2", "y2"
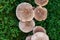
[{"x1": 0, "y1": 0, "x2": 60, "y2": 40}]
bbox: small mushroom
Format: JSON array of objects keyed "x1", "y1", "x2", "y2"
[
  {"x1": 19, "y1": 20, "x2": 35, "y2": 33},
  {"x1": 35, "y1": 0, "x2": 48, "y2": 6},
  {"x1": 31, "y1": 32, "x2": 49, "y2": 40},
  {"x1": 34, "y1": 6, "x2": 47, "y2": 21},
  {"x1": 26, "y1": 35, "x2": 31, "y2": 40},
  {"x1": 33, "y1": 26, "x2": 46, "y2": 34},
  {"x1": 16, "y1": 2, "x2": 34, "y2": 22}
]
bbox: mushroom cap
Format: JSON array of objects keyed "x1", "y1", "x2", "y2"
[
  {"x1": 35, "y1": 0, "x2": 49, "y2": 6},
  {"x1": 19, "y1": 20, "x2": 35, "y2": 33},
  {"x1": 33, "y1": 26, "x2": 46, "y2": 34},
  {"x1": 34, "y1": 6, "x2": 47, "y2": 21},
  {"x1": 31, "y1": 32, "x2": 49, "y2": 40},
  {"x1": 16, "y1": 2, "x2": 34, "y2": 22},
  {"x1": 26, "y1": 35, "x2": 31, "y2": 40}
]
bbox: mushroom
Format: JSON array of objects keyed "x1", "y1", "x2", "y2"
[
  {"x1": 33, "y1": 26, "x2": 46, "y2": 34},
  {"x1": 34, "y1": 0, "x2": 48, "y2": 6},
  {"x1": 16, "y1": 2, "x2": 34, "y2": 22},
  {"x1": 31, "y1": 32, "x2": 49, "y2": 40},
  {"x1": 26, "y1": 35, "x2": 31, "y2": 40},
  {"x1": 34, "y1": 6, "x2": 47, "y2": 21},
  {"x1": 19, "y1": 20, "x2": 35, "y2": 33}
]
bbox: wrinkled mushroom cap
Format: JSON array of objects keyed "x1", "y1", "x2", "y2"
[
  {"x1": 31, "y1": 32, "x2": 49, "y2": 40},
  {"x1": 19, "y1": 20, "x2": 35, "y2": 33},
  {"x1": 26, "y1": 35, "x2": 31, "y2": 40},
  {"x1": 16, "y1": 2, "x2": 34, "y2": 22},
  {"x1": 33, "y1": 26, "x2": 46, "y2": 34},
  {"x1": 34, "y1": 6, "x2": 47, "y2": 21},
  {"x1": 35, "y1": 0, "x2": 49, "y2": 6}
]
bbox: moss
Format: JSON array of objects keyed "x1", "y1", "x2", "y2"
[{"x1": 0, "y1": 0, "x2": 60, "y2": 40}]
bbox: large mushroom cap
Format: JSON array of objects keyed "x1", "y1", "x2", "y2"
[
  {"x1": 19, "y1": 20, "x2": 35, "y2": 33},
  {"x1": 35, "y1": 0, "x2": 48, "y2": 6},
  {"x1": 31, "y1": 32, "x2": 49, "y2": 40},
  {"x1": 34, "y1": 6, "x2": 47, "y2": 21},
  {"x1": 26, "y1": 35, "x2": 31, "y2": 40},
  {"x1": 16, "y1": 2, "x2": 34, "y2": 22},
  {"x1": 33, "y1": 26, "x2": 46, "y2": 34}
]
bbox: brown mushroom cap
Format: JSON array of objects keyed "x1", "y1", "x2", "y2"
[
  {"x1": 31, "y1": 32, "x2": 49, "y2": 40},
  {"x1": 33, "y1": 26, "x2": 46, "y2": 34},
  {"x1": 34, "y1": 6, "x2": 47, "y2": 21},
  {"x1": 16, "y1": 2, "x2": 34, "y2": 22},
  {"x1": 35, "y1": 0, "x2": 48, "y2": 6},
  {"x1": 26, "y1": 35, "x2": 31, "y2": 40},
  {"x1": 19, "y1": 20, "x2": 35, "y2": 33}
]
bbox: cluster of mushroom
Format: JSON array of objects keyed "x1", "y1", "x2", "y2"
[
  {"x1": 16, "y1": 0, "x2": 49, "y2": 40},
  {"x1": 26, "y1": 26, "x2": 49, "y2": 40}
]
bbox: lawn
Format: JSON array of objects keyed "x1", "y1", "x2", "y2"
[{"x1": 0, "y1": 0, "x2": 60, "y2": 40}]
